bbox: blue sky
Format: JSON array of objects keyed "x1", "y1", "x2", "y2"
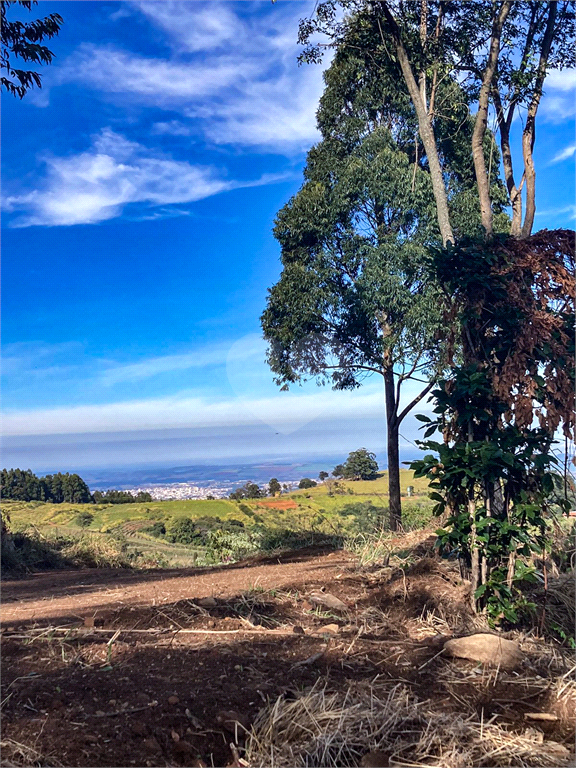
[{"x1": 1, "y1": 1, "x2": 575, "y2": 473}]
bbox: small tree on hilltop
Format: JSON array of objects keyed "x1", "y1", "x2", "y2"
[
  {"x1": 319, "y1": 471, "x2": 329, "y2": 482},
  {"x1": 343, "y1": 448, "x2": 379, "y2": 481},
  {"x1": 299, "y1": 478, "x2": 317, "y2": 489},
  {"x1": 268, "y1": 478, "x2": 281, "y2": 496},
  {"x1": 332, "y1": 464, "x2": 345, "y2": 479}
]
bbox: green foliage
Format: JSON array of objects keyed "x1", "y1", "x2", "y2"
[
  {"x1": 167, "y1": 517, "x2": 200, "y2": 545},
  {"x1": 229, "y1": 481, "x2": 264, "y2": 500},
  {"x1": 144, "y1": 521, "x2": 166, "y2": 538},
  {"x1": 319, "y1": 471, "x2": 329, "y2": 481},
  {"x1": 411, "y1": 234, "x2": 574, "y2": 618},
  {"x1": 92, "y1": 489, "x2": 153, "y2": 504},
  {"x1": 298, "y1": 478, "x2": 317, "y2": 489},
  {"x1": 268, "y1": 478, "x2": 281, "y2": 496},
  {"x1": 1, "y1": 468, "x2": 92, "y2": 504},
  {"x1": 342, "y1": 448, "x2": 379, "y2": 480},
  {"x1": 332, "y1": 464, "x2": 345, "y2": 478},
  {"x1": 1, "y1": 0, "x2": 63, "y2": 98},
  {"x1": 74, "y1": 511, "x2": 94, "y2": 528}
]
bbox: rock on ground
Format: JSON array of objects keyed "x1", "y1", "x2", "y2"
[{"x1": 443, "y1": 633, "x2": 524, "y2": 671}]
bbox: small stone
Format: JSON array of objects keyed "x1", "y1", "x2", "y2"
[
  {"x1": 142, "y1": 737, "x2": 162, "y2": 753},
  {"x1": 443, "y1": 633, "x2": 524, "y2": 671},
  {"x1": 108, "y1": 699, "x2": 117, "y2": 706},
  {"x1": 171, "y1": 730, "x2": 180, "y2": 742},
  {"x1": 85, "y1": 734, "x2": 99, "y2": 744},
  {"x1": 168, "y1": 695, "x2": 180, "y2": 705},
  {"x1": 84, "y1": 616, "x2": 95, "y2": 628},
  {"x1": 313, "y1": 623, "x2": 339, "y2": 636},
  {"x1": 95, "y1": 710, "x2": 105, "y2": 717},
  {"x1": 292, "y1": 625, "x2": 305, "y2": 634},
  {"x1": 360, "y1": 750, "x2": 390, "y2": 767},
  {"x1": 173, "y1": 740, "x2": 194, "y2": 755},
  {"x1": 131, "y1": 722, "x2": 147, "y2": 736},
  {"x1": 309, "y1": 591, "x2": 347, "y2": 612},
  {"x1": 198, "y1": 597, "x2": 217, "y2": 608}
]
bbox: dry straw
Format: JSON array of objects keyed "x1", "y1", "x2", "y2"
[{"x1": 246, "y1": 677, "x2": 573, "y2": 768}]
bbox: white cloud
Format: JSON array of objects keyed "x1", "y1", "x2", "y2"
[
  {"x1": 535, "y1": 204, "x2": 576, "y2": 220},
  {"x1": 131, "y1": 1, "x2": 243, "y2": 53},
  {"x1": 101, "y1": 343, "x2": 236, "y2": 385},
  {"x1": 549, "y1": 144, "x2": 576, "y2": 164},
  {"x1": 541, "y1": 68, "x2": 576, "y2": 122},
  {"x1": 58, "y1": 44, "x2": 259, "y2": 104},
  {"x1": 1, "y1": 386, "x2": 392, "y2": 437},
  {"x1": 151, "y1": 120, "x2": 193, "y2": 136},
  {"x1": 54, "y1": 2, "x2": 323, "y2": 153},
  {"x1": 2, "y1": 128, "x2": 286, "y2": 227}
]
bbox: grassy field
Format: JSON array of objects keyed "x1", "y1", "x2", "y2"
[{"x1": 2, "y1": 470, "x2": 434, "y2": 568}]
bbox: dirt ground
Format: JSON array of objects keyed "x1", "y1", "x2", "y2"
[{"x1": 1, "y1": 546, "x2": 574, "y2": 767}]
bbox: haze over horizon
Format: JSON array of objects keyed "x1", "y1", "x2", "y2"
[{"x1": 2, "y1": 1, "x2": 575, "y2": 475}]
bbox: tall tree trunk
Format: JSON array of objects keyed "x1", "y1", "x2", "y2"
[
  {"x1": 492, "y1": 87, "x2": 523, "y2": 235},
  {"x1": 384, "y1": 368, "x2": 402, "y2": 531},
  {"x1": 521, "y1": 1, "x2": 557, "y2": 238},
  {"x1": 471, "y1": 0, "x2": 512, "y2": 238},
  {"x1": 377, "y1": 1, "x2": 454, "y2": 246}
]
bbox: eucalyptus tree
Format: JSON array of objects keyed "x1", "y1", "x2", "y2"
[
  {"x1": 298, "y1": 0, "x2": 575, "y2": 613},
  {"x1": 1, "y1": 0, "x2": 63, "y2": 98},
  {"x1": 262, "y1": 25, "x2": 507, "y2": 530}
]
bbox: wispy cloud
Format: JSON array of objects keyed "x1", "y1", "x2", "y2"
[
  {"x1": 2, "y1": 128, "x2": 286, "y2": 227},
  {"x1": 535, "y1": 204, "x2": 576, "y2": 220},
  {"x1": 52, "y1": 2, "x2": 323, "y2": 153},
  {"x1": 541, "y1": 68, "x2": 576, "y2": 122},
  {"x1": 549, "y1": 144, "x2": 576, "y2": 164},
  {"x1": 1, "y1": 386, "x2": 389, "y2": 437},
  {"x1": 100, "y1": 343, "x2": 235, "y2": 385},
  {"x1": 1, "y1": 341, "x2": 85, "y2": 378}
]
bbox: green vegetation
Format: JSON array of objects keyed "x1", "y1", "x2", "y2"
[
  {"x1": 1, "y1": 469, "x2": 435, "y2": 573},
  {"x1": 1, "y1": 468, "x2": 91, "y2": 503},
  {"x1": 92, "y1": 489, "x2": 153, "y2": 504},
  {"x1": 298, "y1": 478, "x2": 317, "y2": 489},
  {"x1": 229, "y1": 481, "x2": 264, "y2": 500}
]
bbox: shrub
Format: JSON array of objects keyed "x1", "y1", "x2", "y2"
[
  {"x1": 74, "y1": 511, "x2": 94, "y2": 528},
  {"x1": 299, "y1": 478, "x2": 317, "y2": 489},
  {"x1": 144, "y1": 521, "x2": 166, "y2": 538},
  {"x1": 167, "y1": 517, "x2": 199, "y2": 544}
]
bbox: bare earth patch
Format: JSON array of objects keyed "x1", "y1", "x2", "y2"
[{"x1": 2, "y1": 547, "x2": 574, "y2": 767}]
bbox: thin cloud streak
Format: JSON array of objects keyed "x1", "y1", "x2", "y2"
[{"x1": 3, "y1": 129, "x2": 290, "y2": 227}]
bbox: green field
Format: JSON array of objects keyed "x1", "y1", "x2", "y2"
[{"x1": 2, "y1": 470, "x2": 434, "y2": 568}]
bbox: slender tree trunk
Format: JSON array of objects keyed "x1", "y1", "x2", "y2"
[
  {"x1": 384, "y1": 368, "x2": 402, "y2": 531},
  {"x1": 492, "y1": 87, "x2": 523, "y2": 235},
  {"x1": 521, "y1": 1, "x2": 557, "y2": 238},
  {"x1": 471, "y1": 0, "x2": 512, "y2": 238},
  {"x1": 377, "y1": 1, "x2": 454, "y2": 246}
]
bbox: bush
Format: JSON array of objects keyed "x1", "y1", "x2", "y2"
[
  {"x1": 299, "y1": 478, "x2": 317, "y2": 489},
  {"x1": 74, "y1": 511, "x2": 94, "y2": 528},
  {"x1": 167, "y1": 517, "x2": 199, "y2": 544},
  {"x1": 144, "y1": 521, "x2": 166, "y2": 538}
]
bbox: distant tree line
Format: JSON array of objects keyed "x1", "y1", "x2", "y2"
[
  {"x1": 1, "y1": 468, "x2": 152, "y2": 504},
  {"x1": 92, "y1": 489, "x2": 152, "y2": 504},
  {"x1": 1, "y1": 469, "x2": 91, "y2": 503}
]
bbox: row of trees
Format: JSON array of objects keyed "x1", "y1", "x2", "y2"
[
  {"x1": 1, "y1": 469, "x2": 92, "y2": 504},
  {"x1": 263, "y1": 0, "x2": 575, "y2": 615},
  {"x1": 0, "y1": 468, "x2": 152, "y2": 505},
  {"x1": 92, "y1": 489, "x2": 153, "y2": 504}
]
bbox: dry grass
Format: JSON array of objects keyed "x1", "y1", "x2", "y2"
[
  {"x1": 246, "y1": 676, "x2": 573, "y2": 768},
  {"x1": 0, "y1": 738, "x2": 62, "y2": 768}
]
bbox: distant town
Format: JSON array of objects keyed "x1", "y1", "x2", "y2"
[{"x1": 95, "y1": 480, "x2": 301, "y2": 501}]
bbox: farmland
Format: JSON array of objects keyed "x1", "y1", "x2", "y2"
[{"x1": 2, "y1": 470, "x2": 434, "y2": 569}]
